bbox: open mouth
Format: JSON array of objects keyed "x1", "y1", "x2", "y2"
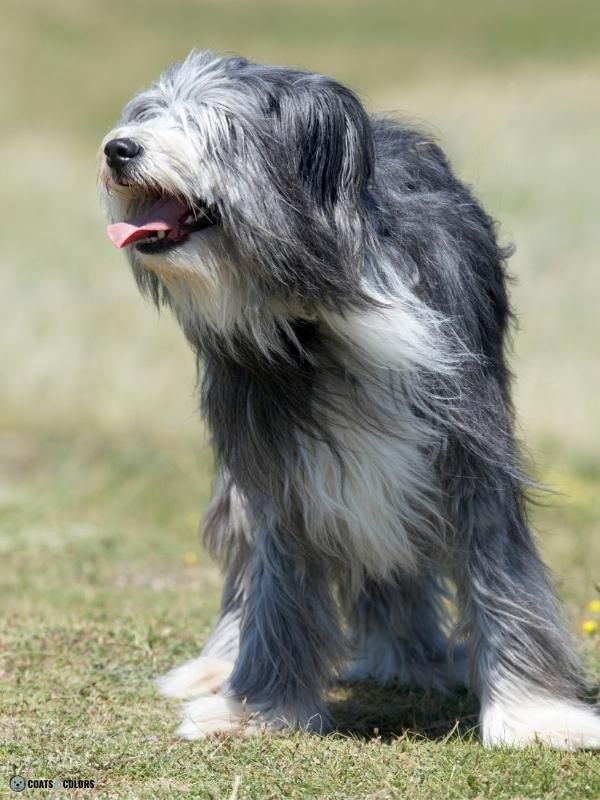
[{"x1": 106, "y1": 196, "x2": 220, "y2": 254}]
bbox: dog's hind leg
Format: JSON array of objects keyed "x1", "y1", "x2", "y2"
[
  {"x1": 341, "y1": 572, "x2": 469, "y2": 692},
  {"x1": 449, "y1": 464, "x2": 600, "y2": 749}
]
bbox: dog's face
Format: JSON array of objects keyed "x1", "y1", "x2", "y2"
[{"x1": 98, "y1": 51, "x2": 374, "y2": 312}]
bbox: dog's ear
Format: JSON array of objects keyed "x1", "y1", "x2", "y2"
[{"x1": 275, "y1": 76, "x2": 374, "y2": 213}]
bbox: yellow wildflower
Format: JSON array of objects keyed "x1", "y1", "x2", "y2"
[{"x1": 582, "y1": 619, "x2": 598, "y2": 635}]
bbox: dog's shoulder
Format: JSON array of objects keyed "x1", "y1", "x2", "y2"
[{"x1": 369, "y1": 114, "x2": 455, "y2": 193}]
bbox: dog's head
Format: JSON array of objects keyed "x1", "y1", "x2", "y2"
[{"x1": 99, "y1": 51, "x2": 375, "y2": 322}]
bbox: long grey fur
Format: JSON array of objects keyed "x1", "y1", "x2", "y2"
[{"x1": 99, "y1": 50, "x2": 600, "y2": 747}]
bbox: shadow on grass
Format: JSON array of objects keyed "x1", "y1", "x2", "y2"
[{"x1": 328, "y1": 682, "x2": 480, "y2": 742}]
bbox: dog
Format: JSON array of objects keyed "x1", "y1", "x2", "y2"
[{"x1": 98, "y1": 50, "x2": 600, "y2": 748}]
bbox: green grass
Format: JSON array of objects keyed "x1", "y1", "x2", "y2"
[
  {"x1": 2, "y1": 1, "x2": 600, "y2": 798},
  {"x1": 4, "y1": 0, "x2": 600, "y2": 139},
  {"x1": 1, "y1": 432, "x2": 600, "y2": 798}
]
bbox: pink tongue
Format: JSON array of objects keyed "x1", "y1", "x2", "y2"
[{"x1": 107, "y1": 197, "x2": 188, "y2": 248}]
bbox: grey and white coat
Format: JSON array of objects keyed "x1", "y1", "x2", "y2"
[{"x1": 99, "y1": 50, "x2": 600, "y2": 747}]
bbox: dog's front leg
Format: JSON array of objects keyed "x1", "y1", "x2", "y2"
[{"x1": 176, "y1": 524, "x2": 344, "y2": 739}]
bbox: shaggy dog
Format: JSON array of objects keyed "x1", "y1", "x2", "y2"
[{"x1": 99, "y1": 50, "x2": 600, "y2": 747}]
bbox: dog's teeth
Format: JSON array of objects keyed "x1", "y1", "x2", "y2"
[
  {"x1": 156, "y1": 231, "x2": 166, "y2": 239},
  {"x1": 183, "y1": 214, "x2": 195, "y2": 225}
]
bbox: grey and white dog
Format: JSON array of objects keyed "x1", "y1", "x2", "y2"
[{"x1": 99, "y1": 50, "x2": 600, "y2": 747}]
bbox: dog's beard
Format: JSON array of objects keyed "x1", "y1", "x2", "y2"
[{"x1": 98, "y1": 176, "x2": 230, "y2": 299}]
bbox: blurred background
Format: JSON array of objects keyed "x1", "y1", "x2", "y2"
[{"x1": 1, "y1": 0, "x2": 599, "y2": 662}]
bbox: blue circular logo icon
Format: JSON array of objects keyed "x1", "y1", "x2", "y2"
[{"x1": 9, "y1": 775, "x2": 26, "y2": 793}]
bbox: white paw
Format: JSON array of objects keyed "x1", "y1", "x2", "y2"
[
  {"x1": 156, "y1": 657, "x2": 234, "y2": 700},
  {"x1": 482, "y1": 689, "x2": 600, "y2": 750},
  {"x1": 176, "y1": 694, "x2": 275, "y2": 740}
]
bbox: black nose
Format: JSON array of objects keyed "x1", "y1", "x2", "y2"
[{"x1": 104, "y1": 137, "x2": 142, "y2": 171}]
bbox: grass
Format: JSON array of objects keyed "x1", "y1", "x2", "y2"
[
  {"x1": 1, "y1": 432, "x2": 600, "y2": 798},
  {"x1": 1, "y1": 1, "x2": 600, "y2": 798}
]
